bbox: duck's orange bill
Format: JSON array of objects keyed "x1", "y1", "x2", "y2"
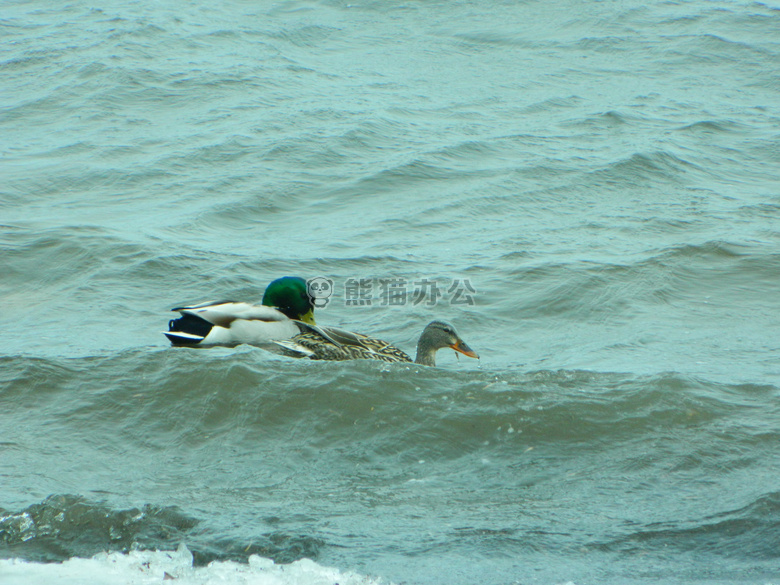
[{"x1": 451, "y1": 340, "x2": 479, "y2": 359}]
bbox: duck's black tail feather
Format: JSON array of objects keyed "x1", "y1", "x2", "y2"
[{"x1": 164, "y1": 313, "x2": 213, "y2": 345}]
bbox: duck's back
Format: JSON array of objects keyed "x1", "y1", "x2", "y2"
[{"x1": 285, "y1": 328, "x2": 413, "y2": 363}]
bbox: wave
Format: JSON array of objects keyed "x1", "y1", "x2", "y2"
[
  {"x1": 3, "y1": 352, "x2": 777, "y2": 454},
  {"x1": 0, "y1": 543, "x2": 381, "y2": 585},
  {"x1": 0, "y1": 494, "x2": 321, "y2": 567},
  {"x1": 485, "y1": 238, "x2": 777, "y2": 333},
  {"x1": 596, "y1": 491, "x2": 780, "y2": 559},
  {"x1": 586, "y1": 150, "x2": 705, "y2": 187}
]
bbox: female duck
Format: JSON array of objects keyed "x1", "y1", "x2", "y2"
[
  {"x1": 164, "y1": 276, "x2": 314, "y2": 346},
  {"x1": 275, "y1": 320, "x2": 479, "y2": 367}
]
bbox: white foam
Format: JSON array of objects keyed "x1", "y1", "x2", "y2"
[{"x1": 0, "y1": 544, "x2": 388, "y2": 585}]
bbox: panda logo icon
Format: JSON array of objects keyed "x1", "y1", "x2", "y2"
[{"x1": 306, "y1": 277, "x2": 334, "y2": 308}]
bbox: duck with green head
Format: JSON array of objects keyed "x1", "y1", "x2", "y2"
[{"x1": 164, "y1": 276, "x2": 315, "y2": 346}]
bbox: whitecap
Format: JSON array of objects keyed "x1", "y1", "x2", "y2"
[{"x1": 0, "y1": 544, "x2": 389, "y2": 585}]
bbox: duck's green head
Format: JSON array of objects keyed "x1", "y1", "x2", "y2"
[{"x1": 262, "y1": 276, "x2": 316, "y2": 324}]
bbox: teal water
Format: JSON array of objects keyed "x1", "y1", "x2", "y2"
[{"x1": 2, "y1": 0, "x2": 779, "y2": 584}]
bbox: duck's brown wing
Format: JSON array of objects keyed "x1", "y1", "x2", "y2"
[
  {"x1": 357, "y1": 336, "x2": 412, "y2": 362},
  {"x1": 287, "y1": 324, "x2": 412, "y2": 362}
]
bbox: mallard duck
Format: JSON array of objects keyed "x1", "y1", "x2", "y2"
[
  {"x1": 164, "y1": 276, "x2": 315, "y2": 346},
  {"x1": 274, "y1": 320, "x2": 479, "y2": 367}
]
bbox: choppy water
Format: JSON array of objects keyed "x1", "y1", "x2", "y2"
[{"x1": 2, "y1": 0, "x2": 779, "y2": 584}]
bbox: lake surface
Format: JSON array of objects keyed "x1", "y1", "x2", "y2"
[{"x1": 1, "y1": 1, "x2": 779, "y2": 584}]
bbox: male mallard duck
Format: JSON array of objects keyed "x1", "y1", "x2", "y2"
[
  {"x1": 164, "y1": 276, "x2": 315, "y2": 346},
  {"x1": 275, "y1": 320, "x2": 479, "y2": 367}
]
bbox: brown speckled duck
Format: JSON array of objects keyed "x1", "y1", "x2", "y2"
[{"x1": 275, "y1": 320, "x2": 479, "y2": 367}]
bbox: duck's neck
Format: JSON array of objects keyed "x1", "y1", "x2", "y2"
[{"x1": 414, "y1": 339, "x2": 437, "y2": 367}]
